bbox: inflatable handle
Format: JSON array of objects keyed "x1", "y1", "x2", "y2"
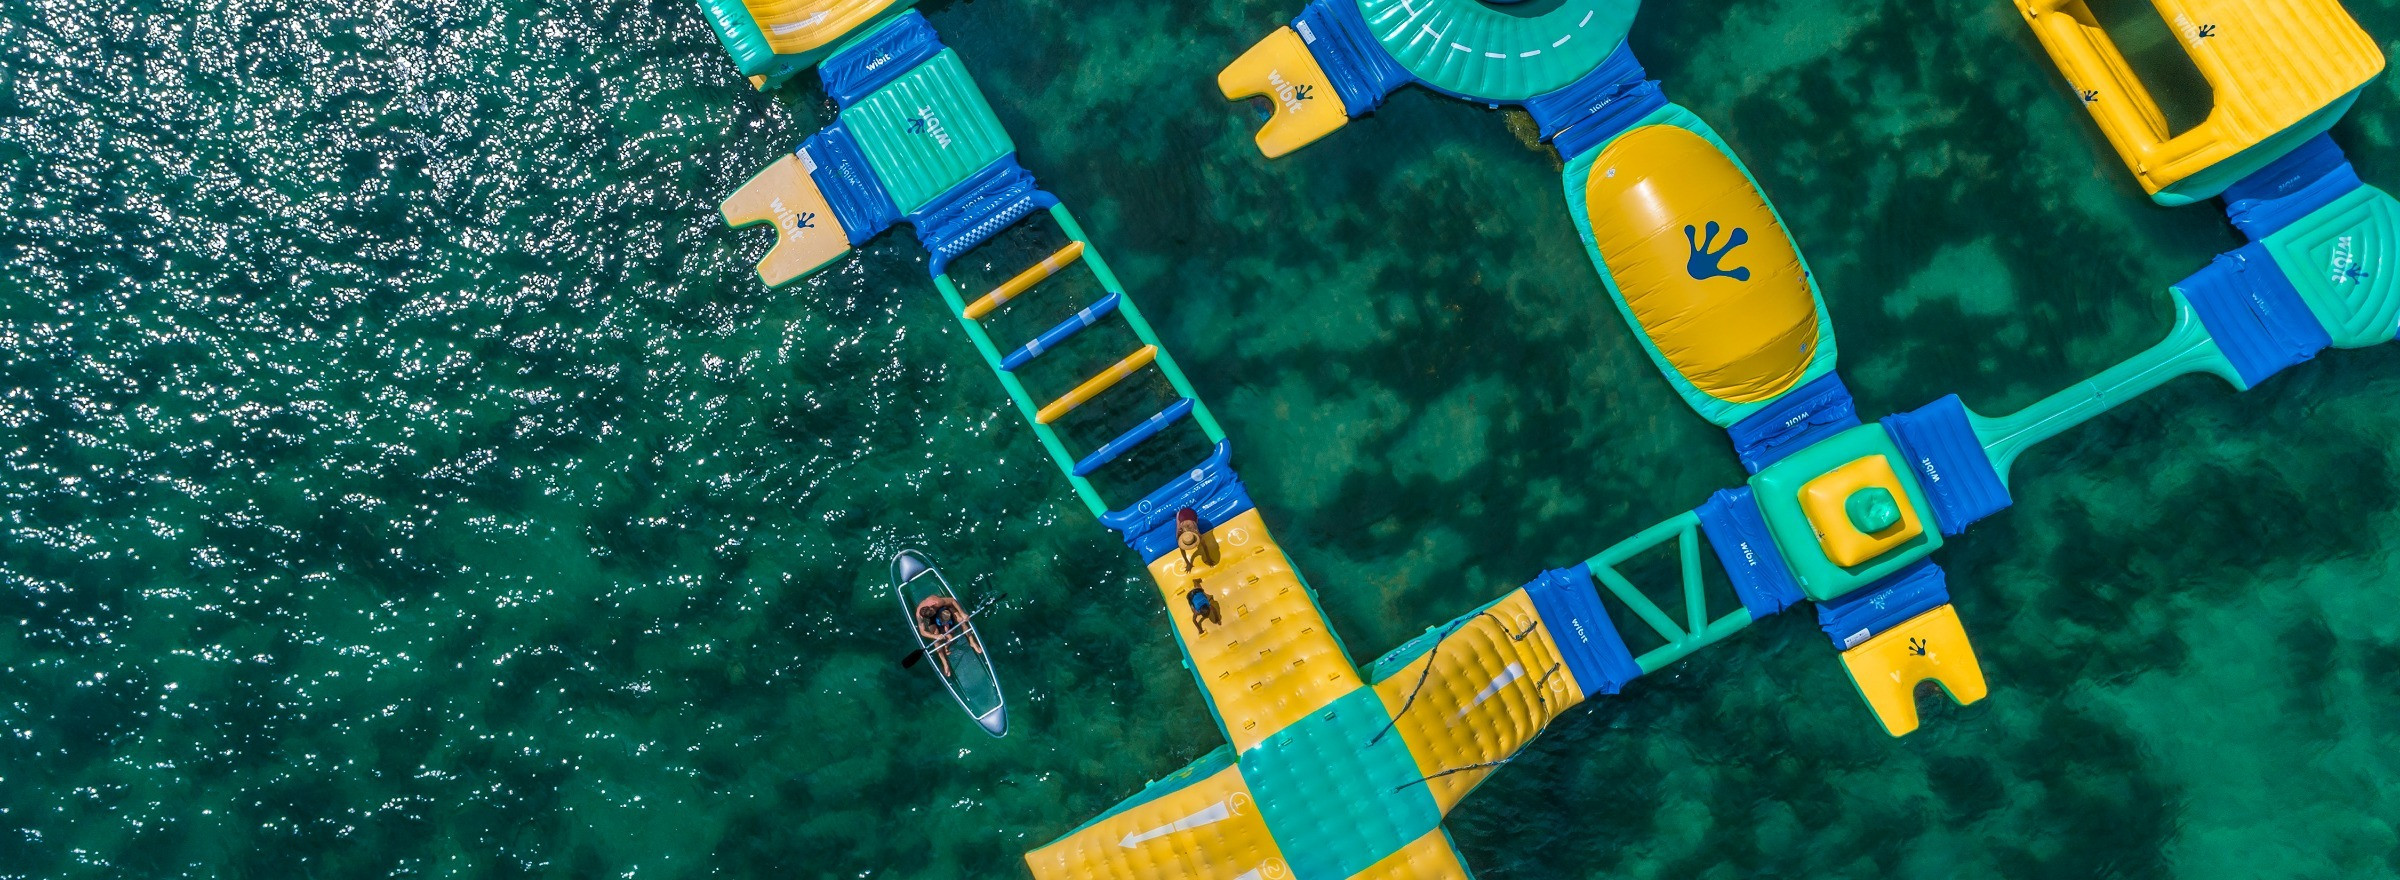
[
  {"x1": 720, "y1": 154, "x2": 856, "y2": 287},
  {"x1": 1217, "y1": 28, "x2": 1351, "y2": 159},
  {"x1": 1846, "y1": 488, "x2": 1901, "y2": 534}
]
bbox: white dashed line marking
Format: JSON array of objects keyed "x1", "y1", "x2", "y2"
[
  {"x1": 1400, "y1": 5, "x2": 1591, "y2": 65},
  {"x1": 1384, "y1": 0, "x2": 1430, "y2": 41}
]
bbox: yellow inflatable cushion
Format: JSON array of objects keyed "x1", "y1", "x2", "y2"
[
  {"x1": 1348, "y1": 827, "x2": 1475, "y2": 880},
  {"x1": 742, "y1": 0, "x2": 899, "y2": 57},
  {"x1": 1799, "y1": 456, "x2": 1925, "y2": 568},
  {"x1": 1586, "y1": 125, "x2": 1819, "y2": 404},
  {"x1": 2016, "y1": 0, "x2": 2384, "y2": 197},
  {"x1": 1152, "y1": 509, "x2": 1363, "y2": 752},
  {"x1": 1218, "y1": 28, "x2": 1350, "y2": 159},
  {"x1": 1838, "y1": 604, "x2": 1988, "y2": 737},
  {"x1": 1022, "y1": 763, "x2": 1289, "y2": 880},
  {"x1": 1368, "y1": 590, "x2": 1582, "y2": 813}
]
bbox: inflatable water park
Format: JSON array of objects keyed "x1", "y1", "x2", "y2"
[{"x1": 705, "y1": 0, "x2": 2395, "y2": 876}]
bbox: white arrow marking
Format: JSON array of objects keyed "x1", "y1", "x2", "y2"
[
  {"x1": 1454, "y1": 662, "x2": 1526, "y2": 719},
  {"x1": 770, "y1": 11, "x2": 829, "y2": 34},
  {"x1": 1118, "y1": 799, "x2": 1232, "y2": 848}
]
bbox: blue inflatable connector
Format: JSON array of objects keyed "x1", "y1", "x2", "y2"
[
  {"x1": 1526, "y1": 41, "x2": 1667, "y2": 160},
  {"x1": 1727, "y1": 372, "x2": 1861, "y2": 474},
  {"x1": 2175, "y1": 244, "x2": 2332, "y2": 387},
  {"x1": 797, "y1": 123, "x2": 902, "y2": 246},
  {"x1": 1100, "y1": 441, "x2": 1255, "y2": 564},
  {"x1": 1882, "y1": 395, "x2": 2012, "y2": 536},
  {"x1": 1002, "y1": 293, "x2": 1121, "y2": 371},
  {"x1": 1816, "y1": 561, "x2": 1949, "y2": 650},
  {"x1": 1073, "y1": 398, "x2": 1196, "y2": 477},
  {"x1": 820, "y1": 11, "x2": 945, "y2": 108},
  {"x1": 910, "y1": 155, "x2": 1059, "y2": 275},
  {"x1": 1693, "y1": 488, "x2": 1805, "y2": 619},
  {"x1": 1523, "y1": 565, "x2": 1643, "y2": 696},
  {"x1": 1292, "y1": 0, "x2": 1412, "y2": 116},
  {"x1": 2222, "y1": 133, "x2": 2363, "y2": 242}
]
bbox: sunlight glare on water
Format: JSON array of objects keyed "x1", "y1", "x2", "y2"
[{"x1": 2, "y1": 0, "x2": 2400, "y2": 877}]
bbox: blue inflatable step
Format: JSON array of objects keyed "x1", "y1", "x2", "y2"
[
  {"x1": 1816, "y1": 561, "x2": 1949, "y2": 650},
  {"x1": 1072, "y1": 398, "x2": 1197, "y2": 477},
  {"x1": 1002, "y1": 293, "x2": 1122, "y2": 371}
]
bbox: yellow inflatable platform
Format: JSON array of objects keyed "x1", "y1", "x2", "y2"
[
  {"x1": 2017, "y1": 0, "x2": 2385, "y2": 204},
  {"x1": 718, "y1": 154, "x2": 853, "y2": 286},
  {"x1": 1144, "y1": 509, "x2": 1362, "y2": 752},
  {"x1": 1217, "y1": 27, "x2": 1351, "y2": 159},
  {"x1": 1838, "y1": 605, "x2": 1989, "y2": 737},
  {"x1": 1366, "y1": 589, "x2": 1587, "y2": 814}
]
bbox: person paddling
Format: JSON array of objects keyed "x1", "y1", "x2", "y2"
[{"x1": 915, "y1": 595, "x2": 983, "y2": 676}]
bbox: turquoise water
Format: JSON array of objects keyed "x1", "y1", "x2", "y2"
[{"x1": 6, "y1": 0, "x2": 2400, "y2": 876}]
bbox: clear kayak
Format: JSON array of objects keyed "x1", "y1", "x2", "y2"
[{"x1": 893, "y1": 549, "x2": 1006, "y2": 737}]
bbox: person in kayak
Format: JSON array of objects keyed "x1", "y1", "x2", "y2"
[
  {"x1": 1186, "y1": 579, "x2": 1221, "y2": 635},
  {"x1": 1175, "y1": 507, "x2": 1216, "y2": 572},
  {"x1": 915, "y1": 595, "x2": 983, "y2": 677}
]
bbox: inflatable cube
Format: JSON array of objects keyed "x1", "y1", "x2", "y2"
[
  {"x1": 1748, "y1": 424, "x2": 1941, "y2": 601},
  {"x1": 1799, "y1": 456, "x2": 1925, "y2": 567}
]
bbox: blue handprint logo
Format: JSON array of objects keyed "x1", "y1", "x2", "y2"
[{"x1": 1684, "y1": 221, "x2": 1752, "y2": 283}]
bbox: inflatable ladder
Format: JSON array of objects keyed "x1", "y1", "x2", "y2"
[{"x1": 933, "y1": 206, "x2": 1229, "y2": 518}]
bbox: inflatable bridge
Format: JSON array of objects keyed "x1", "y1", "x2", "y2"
[{"x1": 706, "y1": 1, "x2": 2395, "y2": 878}]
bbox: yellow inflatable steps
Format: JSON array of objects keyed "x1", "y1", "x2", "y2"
[
  {"x1": 2017, "y1": 0, "x2": 2384, "y2": 201},
  {"x1": 1152, "y1": 509, "x2": 1362, "y2": 752},
  {"x1": 719, "y1": 154, "x2": 852, "y2": 287},
  {"x1": 964, "y1": 241, "x2": 1085, "y2": 320},
  {"x1": 1585, "y1": 124, "x2": 1820, "y2": 404},
  {"x1": 1838, "y1": 604, "x2": 1988, "y2": 737},
  {"x1": 1022, "y1": 762, "x2": 1290, "y2": 880},
  {"x1": 1368, "y1": 590, "x2": 1585, "y2": 813},
  {"x1": 1036, "y1": 345, "x2": 1157, "y2": 424},
  {"x1": 1218, "y1": 28, "x2": 1350, "y2": 159},
  {"x1": 742, "y1": 0, "x2": 900, "y2": 57}
]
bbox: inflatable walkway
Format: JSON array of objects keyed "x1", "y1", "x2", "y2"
[
  {"x1": 709, "y1": 11, "x2": 1655, "y2": 880},
  {"x1": 704, "y1": 2, "x2": 2397, "y2": 878}
]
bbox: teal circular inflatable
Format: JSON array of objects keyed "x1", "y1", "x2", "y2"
[{"x1": 1355, "y1": 0, "x2": 1638, "y2": 102}]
